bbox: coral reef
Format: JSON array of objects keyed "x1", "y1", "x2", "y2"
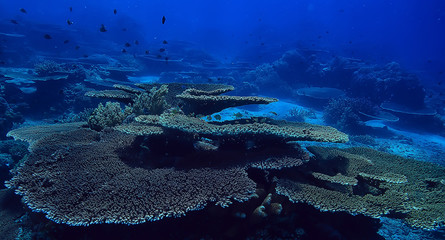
[
  {"x1": 242, "y1": 63, "x2": 286, "y2": 95},
  {"x1": 5, "y1": 119, "x2": 317, "y2": 226},
  {"x1": 238, "y1": 50, "x2": 429, "y2": 112},
  {"x1": 34, "y1": 60, "x2": 61, "y2": 77},
  {"x1": 6, "y1": 83, "x2": 349, "y2": 226},
  {"x1": 7, "y1": 122, "x2": 86, "y2": 151},
  {"x1": 323, "y1": 97, "x2": 377, "y2": 133},
  {"x1": 286, "y1": 106, "x2": 316, "y2": 122},
  {"x1": 88, "y1": 102, "x2": 128, "y2": 131},
  {"x1": 249, "y1": 156, "x2": 304, "y2": 170},
  {"x1": 85, "y1": 90, "x2": 136, "y2": 103},
  {"x1": 132, "y1": 85, "x2": 169, "y2": 115},
  {"x1": 0, "y1": 97, "x2": 23, "y2": 139},
  {"x1": 0, "y1": 189, "x2": 25, "y2": 239},
  {"x1": 5, "y1": 81, "x2": 444, "y2": 237},
  {"x1": 351, "y1": 62, "x2": 426, "y2": 109},
  {"x1": 149, "y1": 113, "x2": 348, "y2": 143},
  {"x1": 177, "y1": 89, "x2": 278, "y2": 115},
  {"x1": 6, "y1": 128, "x2": 256, "y2": 225},
  {"x1": 85, "y1": 83, "x2": 246, "y2": 115},
  {"x1": 277, "y1": 146, "x2": 445, "y2": 230}
]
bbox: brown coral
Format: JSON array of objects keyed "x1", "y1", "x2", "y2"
[
  {"x1": 157, "y1": 113, "x2": 348, "y2": 143},
  {"x1": 249, "y1": 156, "x2": 304, "y2": 170},
  {"x1": 6, "y1": 129, "x2": 256, "y2": 226},
  {"x1": 6, "y1": 122, "x2": 86, "y2": 151},
  {"x1": 114, "y1": 123, "x2": 164, "y2": 136},
  {"x1": 277, "y1": 146, "x2": 445, "y2": 230},
  {"x1": 312, "y1": 172, "x2": 358, "y2": 186},
  {"x1": 85, "y1": 90, "x2": 135, "y2": 103},
  {"x1": 176, "y1": 90, "x2": 278, "y2": 115}
]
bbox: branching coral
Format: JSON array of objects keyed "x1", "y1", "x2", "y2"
[
  {"x1": 88, "y1": 102, "x2": 129, "y2": 131},
  {"x1": 323, "y1": 97, "x2": 377, "y2": 133},
  {"x1": 286, "y1": 107, "x2": 316, "y2": 122},
  {"x1": 34, "y1": 60, "x2": 61, "y2": 77},
  {"x1": 132, "y1": 85, "x2": 169, "y2": 115}
]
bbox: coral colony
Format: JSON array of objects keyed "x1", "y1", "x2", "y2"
[{"x1": 6, "y1": 82, "x2": 444, "y2": 232}]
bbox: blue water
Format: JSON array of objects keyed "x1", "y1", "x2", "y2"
[
  {"x1": 1, "y1": 1, "x2": 444, "y2": 72},
  {"x1": 1, "y1": 1, "x2": 445, "y2": 239}
]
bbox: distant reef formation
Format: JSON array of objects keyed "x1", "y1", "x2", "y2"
[
  {"x1": 241, "y1": 50, "x2": 427, "y2": 111},
  {"x1": 5, "y1": 83, "x2": 444, "y2": 232}
]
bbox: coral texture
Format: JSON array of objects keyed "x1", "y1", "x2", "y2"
[
  {"x1": 7, "y1": 122, "x2": 86, "y2": 150},
  {"x1": 132, "y1": 85, "x2": 169, "y2": 115},
  {"x1": 277, "y1": 146, "x2": 445, "y2": 230},
  {"x1": 176, "y1": 88, "x2": 278, "y2": 115},
  {"x1": 6, "y1": 129, "x2": 256, "y2": 226},
  {"x1": 88, "y1": 102, "x2": 127, "y2": 131},
  {"x1": 154, "y1": 113, "x2": 348, "y2": 143}
]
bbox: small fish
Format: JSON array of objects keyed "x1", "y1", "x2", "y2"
[
  {"x1": 100, "y1": 24, "x2": 107, "y2": 32},
  {"x1": 156, "y1": 54, "x2": 162, "y2": 58},
  {"x1": 125, "y1": 42, "x2": 131, "y2": 47},
  {"x1": 67, "y1": 19, "x2": 73, "y2": 25},
  {"x1": 122, "y1": 28, "x2": 127, "y2": 31},
  {"x1": 214, "y1": 114, "x2": 222, "y2": 121},
  {"x1": 114, "y1": 9, "x2": 117, "y2": 15},
  {"x1": 165, "y1": 56, "x2": 169, "y2": 61},
  {"x1": 83, "y1": 54, "x2": 88, "y2": 58},
  {"x1": 63, "y1": 40, "x2": 70, "y2": 44},
  {"x1": 10, "y1": 19, "x2": 18, "y2": 24},
  {"x1": 75, "y1": 45, "x2": 80, "y2": 50},
  {"x1": 269, "y1": 111, "x2": 278, "y2": 116},
  {"x1": 145, "y1": 50, "x2": 150, "y2": 54},
  {"x1": 162, "y1": 16, "x2": 166, "y2": 24},
  {"x1": 134, "y1": 40, "x2": 139, "y2": 45},
  {"x1": 20, "y1": 8, "x2": 27, "y2": 14},
  {"x1": 69, "y1": 7, "x2": 72, "y2": 12},
  {"x1": 122, "y1": 49, "x2": 127, "y2": 53},
  {"x1": 159, "y1": 48, "x2": 165, "y2": 52},
  {"x1": 162, "y1": 40, "x2": 168, "y2": 44},
  {"x1": 44, "y1": 34, "x2": 52, "y2": 39}
]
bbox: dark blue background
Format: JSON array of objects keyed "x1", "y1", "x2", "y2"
[{"x1": 1, "y1": 0, "x2": 444, "y2": 83}]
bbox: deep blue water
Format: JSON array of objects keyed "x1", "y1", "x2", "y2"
[
  {"x1": 1, "y1": 0, "x2": 444, "y2": 74},
  {"x1": 1, "y1": 1, "x2": 445, "y2": 239}
]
